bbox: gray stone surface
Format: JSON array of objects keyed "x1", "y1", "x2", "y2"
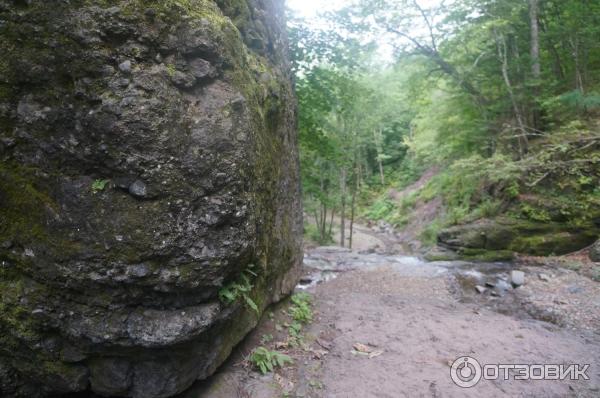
[
  {"x1": 511, "y1": 271, "x2": 525, "y2": 287},
  {"x1": 0, "y1": 1, "x2": 302, "y2": 397},
  {"x1": 437, "y1": 217, "x2": 599, "y2": 259}
]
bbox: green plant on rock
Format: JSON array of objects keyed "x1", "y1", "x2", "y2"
[
  {"x1": 218, "y1": 265, "x2": 259, "y2": 313},
  {"x1": 249, "y1": 347, "x2": 292, "y2": 375},
  {"x1": 166, "y1": 63, "x2": 176, "y2": 77},
  {"x1": 91, "y1": 179, "x2": 109, "y2": 193}
]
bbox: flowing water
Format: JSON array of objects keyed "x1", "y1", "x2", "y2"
[{"x1": 300, "y1": 246, "x2": 555, "y2": 324}]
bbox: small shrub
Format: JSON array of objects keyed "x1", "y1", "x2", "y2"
[
  {"x1": 420, "y1": 219, "x2": 443, "y2": 246},
  {"x1": 287, "y1": 321, "x2": 303, "y2": 347},
  {"x1": 520, "y1": 203, "x2": 551, "y2": 222},
  {"x1": 304, "y1": 223, "x2": 333, "y2": 245},
  {"x1": 91, "y1": 179, "x2": 109, "y2": 193},
  {"x1": 474, "y1": 199, "x2": 503, "y2": 218},
  {"x1": 260, "y1": 334, "x2": 274, "y2": 344},
  {"x1": 366, "y1": 198, "x2": 394, "y2": 220},
  {"x1": 289, "y1": 293, "x2": 312, "y2": 324},
  {"x1": 249, "y1": 347, "x2": 292, "y2": 374},
  {"x1": 166, "y1": 63, "x2": 176, "y2": 77}
]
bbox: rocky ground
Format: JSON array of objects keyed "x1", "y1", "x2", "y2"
[{"x1": 181, "y1": 224, "x2": 600, "y2": 398}]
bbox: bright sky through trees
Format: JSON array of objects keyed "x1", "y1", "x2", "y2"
[{"x1": 286, "y1": 0, "x2": 348, "y2": 18}]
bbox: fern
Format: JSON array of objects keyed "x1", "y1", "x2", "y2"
[
  {"x1": 218, "y1": 265, "x2": 259, "y2": 313},
  {"x1": 250, "y1": 347, "x2": 293, "y2": 374}
]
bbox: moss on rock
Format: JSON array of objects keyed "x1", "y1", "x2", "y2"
[{"x1": 0, "y1": 1, "x2": 301, "y2": 396}]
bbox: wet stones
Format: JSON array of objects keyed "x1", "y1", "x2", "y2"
[
  {"x1": 128, "y1": 179, "x2": 147, "y2": 198},
  {"x1": 511, "y1": 270, "x2": 525, "y2": 287},
  {"x1": 118, "y1": 60, "x2": 132, "y2": 74}
]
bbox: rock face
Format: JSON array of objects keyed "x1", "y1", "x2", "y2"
[
  {"x1": 0, "y1": 1, "x2": 302, "y2": 397},
  {"x1": 437, "y1": 218, "x2": 599, "y2": 261}
]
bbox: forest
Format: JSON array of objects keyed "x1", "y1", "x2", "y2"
[{"x1": 293, "y1": 0, "x2": 600, "y2": 260}]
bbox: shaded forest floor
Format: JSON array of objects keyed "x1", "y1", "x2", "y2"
[{"x1": 182, "y1": 223, "x2": 600, "y2": 398}]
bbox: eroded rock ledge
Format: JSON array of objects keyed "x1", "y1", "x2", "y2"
[{"x1": 0, "y1": 1, "x2": 302, "y2": 396}]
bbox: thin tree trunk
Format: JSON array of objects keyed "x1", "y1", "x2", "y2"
[
  {"x1": 348, "y1": 165, "x2": 358, "y2": 250},
  {"x1": 356, "y1": 161, "x2": 362, "y2": 190},
  {"x1": 570, "y1": 36, "x2": 584, "y2": 93},
  {"x1": 540, "y1": 16, "x2": 565, "y2": 81},
  {"x1": 496, "y1": 32, "x2": 529, "y2": 157},
  {"x1": 328, "y1": 208, "x2": 335, "y2": 237},
  {"x1": 339, "y1": 168, "x2": 346, "y2": 248},
  {"x1": 529, "y1": 0, "x2": 541, "y2": 130},
  {"x1": 318, "y1": 179, "x2": 325, "y2": 240},
  {"x1": 320, "y1": 205, "x2": 327, "y2": 242},
  {"x1": 373, "y1": 128, "x2": 385, "y2": 184},
  {"x1": 313, "y1": 210, "x2": 320, "y2": 236},
  {"x1": 530, "y1": 0, "x2": 541, "y2": 80}
]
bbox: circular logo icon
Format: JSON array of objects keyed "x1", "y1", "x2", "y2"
[{"x1": 450, "y1": 356, "x2": 482, "y2": 388}]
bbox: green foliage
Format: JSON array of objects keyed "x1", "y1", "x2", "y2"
[
  {"x1": 165, "y1": 64, "x2": 176, "y2": 77},
  {"x1": 303, "y1": 223, "x2": 333, "y2": 245},
  {"x1": 520, "y1": 203, "x2": 551, "y2": 222},
  {"x1": 249, "y1": 347, "x2": 293, "y2": 375},
  {"x1": 91, "y1": 179, "x2": 109, "y2": 193},
  {"x1": 289, "y1": 293, "x2": 313, "y2": 324},
  {"x1": 287, "y1": 321, "x2": 303, "y2": 347},
  {"x1": 260, "y1": 334, "x2": 274, "y2": 344},
  {"x1": 289, "y1": 0, "x2": 600, "y2": 251},
  {"x1": 365, "y1": 198, "x2": 394, "y2": 221},
  {"x1": 218, "y1": 265, "x2": 259, "y2": 313}
]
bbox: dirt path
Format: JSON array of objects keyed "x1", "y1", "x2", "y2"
[{"x1": 182, "y1": 226, "x2": 600, "y2": 398}]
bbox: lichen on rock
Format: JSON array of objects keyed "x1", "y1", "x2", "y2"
[{"x1": 0, "y1": 0, "x2": 302, "y2": 397}]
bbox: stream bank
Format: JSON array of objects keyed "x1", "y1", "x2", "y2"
[{"x1": 183, "y1": 224, "x2": 600, "y2": 397}]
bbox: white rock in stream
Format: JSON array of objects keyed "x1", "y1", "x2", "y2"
[
  {"x1": 511, "y1": 270, "x2": 525, "y2": 287},
  {"x1": 475, "y1": 285, "x2": 487, "y2": 294}
]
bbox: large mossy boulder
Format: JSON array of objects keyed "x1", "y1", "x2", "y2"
[
  {"x1": 438, "y1": 218, "x2": 599, "y2": 260},
  {"x1": 0, "y1": 1, "x2": 302, "y2": 397}
]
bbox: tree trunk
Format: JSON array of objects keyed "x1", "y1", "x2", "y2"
[
  {"x1": 348, "y1": 164, "x2": 359, "y2": 250},
  {"x1": 339, "y1": 168, "x2": 346, "y2": 248},
  {"x1": 530, "y1": 0, "x2": 541, "y2": 80},
  {"x1": 496, "y1": 32, "x2": 529, "y2": 157},
  {"x1": 540, "y1": 16, "x2": 565, "y2": 81},
  {"x1": 313, "y1": 210, "x2": 320, "y2": 232},
  {"x1": 570, "y1": 36, "x2": 585, "y2": 93},
  {"x1": 373, "y1": 128, "x2": 385, "y2": 184},
  {"x1": 328, "y1": 208, "x2": 335, "y2": 237},
  {"x1": 529, "y1": 0, "x2": 541, "y2": 130},
  {"x1": 320, "y1": 204, "x2": 327, "y2": 242}
]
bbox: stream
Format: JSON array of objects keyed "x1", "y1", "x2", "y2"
[{"x1": 300, "y1": 246, "x2": 560, "y2": 325}]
